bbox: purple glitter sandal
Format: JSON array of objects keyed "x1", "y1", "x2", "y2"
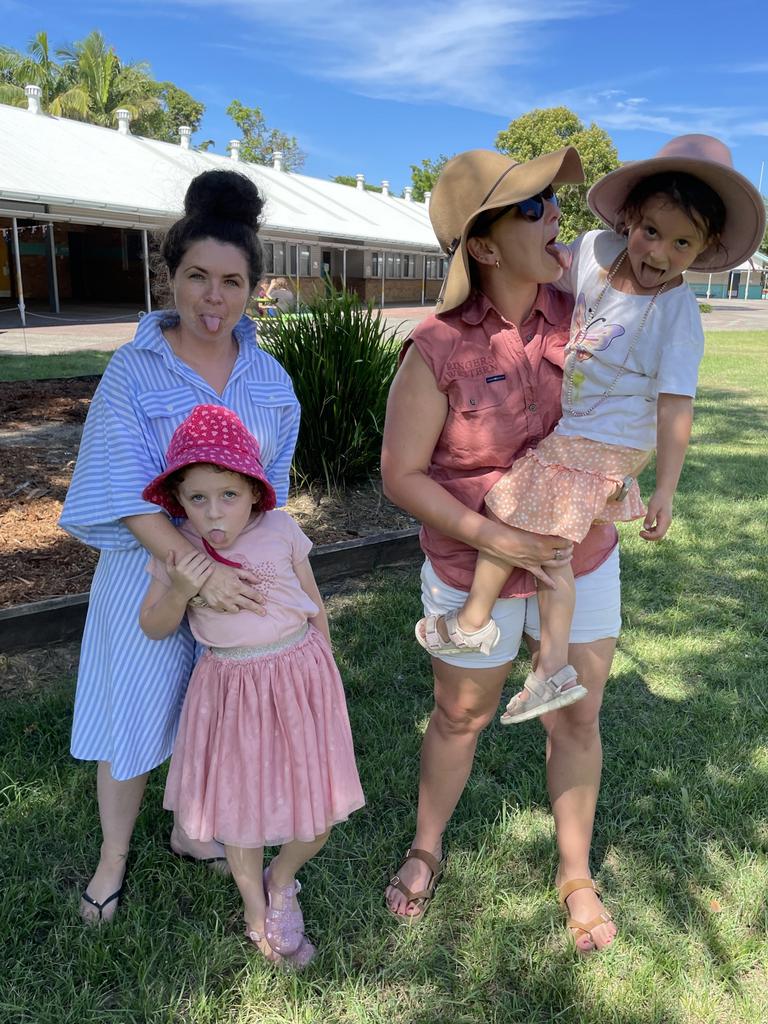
[{"x1": 263, "y1": 866, "x2": 305, "y2": 956}]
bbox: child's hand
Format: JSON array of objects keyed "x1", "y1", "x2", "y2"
[
  {"x1": 166, "y1": 550, "x2": 214, "y2": 600},
  {"x1": 639, "y1": 491, "x2": 673, "y2": 542}
]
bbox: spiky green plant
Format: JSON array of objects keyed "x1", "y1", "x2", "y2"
[{"x1": 258, "y1": 289, "x2": 400, "y2": 489}]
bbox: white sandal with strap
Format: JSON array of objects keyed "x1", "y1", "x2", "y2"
[
  {"x1": 500, "y1": 665, "x2": 587, "y2": 724},
  {"x1": 416, "y1": 609, "x2": 500, "y2": 657}
]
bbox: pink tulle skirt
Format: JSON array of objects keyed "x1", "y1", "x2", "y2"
[
  {"x1": 164, "y1": 625, "x2": 365, "y2": 847},
  {"x1": 485, "y1": 433, "x2": 651, "y2": 543}
]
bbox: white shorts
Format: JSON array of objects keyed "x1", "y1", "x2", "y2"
[{"x1": 420, "y1": 544, "x2": 621, "y2": 669}]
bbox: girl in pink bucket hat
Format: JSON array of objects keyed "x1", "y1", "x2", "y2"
[
  {"x1": 140, "y1": 405, "x2": 365, "y2": 968},
  {"x1": 418, "y1": 134, "x2": 765, "y2": 726}
]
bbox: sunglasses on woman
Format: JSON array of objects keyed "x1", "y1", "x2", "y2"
[{"x1": 475, "y1": 185, "x2": 559, "y2": 233}]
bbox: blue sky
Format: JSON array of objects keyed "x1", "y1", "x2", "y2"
[{"x1": 3, "y1": 0, "x2": 767, "y2": 194}]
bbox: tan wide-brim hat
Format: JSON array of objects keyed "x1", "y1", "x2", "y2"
[
  {"x1": 588, "y1": 134, "x2": 766, "y2": 273},
  {"x1": 430, "y1": 147, "x2": 585, "y2": 313}
]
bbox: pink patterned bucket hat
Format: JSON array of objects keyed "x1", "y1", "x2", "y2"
[{"x1": 142, "y1": 405, "x2": 277, "y2": 518}]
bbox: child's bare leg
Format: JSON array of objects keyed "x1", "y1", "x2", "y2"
[
  {"x1": 225, "y1": 844, "x2": 281, "y2": 961},
  {"x1": 267, "y1": 829, "x2": 331, "y2": 896},
  {"x1": 512, "y1": 562, "x2": 575, "y2": 706},
  {"x1": 458, "y1": 551, "x2": 513, "y2": 632}
]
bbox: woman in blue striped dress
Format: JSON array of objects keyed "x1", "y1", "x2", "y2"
[{"x1": 60, "y1": 169, "x2": 300, "y2": 923}]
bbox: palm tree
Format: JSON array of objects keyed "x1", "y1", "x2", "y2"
[
  {"x1": 0, "y1": 30, "x2": 88, "y2": 118},
  {"x1": 57, "y1": 31, "x2": 159, "y2": 128}
]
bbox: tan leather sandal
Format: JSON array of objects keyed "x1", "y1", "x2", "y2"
[
  {"x1": 386, "y1": 847, "x2": 446, "y2": 925},
  {"x1": 558, "y1": 878, "x2": 615, "y2": 953}
]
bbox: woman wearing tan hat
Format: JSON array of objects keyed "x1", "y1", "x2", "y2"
[
  {"x1": 381, "y1": 147, "x2": 621, "y2": 952},
  {"x1": 382, "y1": 136, "x2": 765, "y2": 951}
]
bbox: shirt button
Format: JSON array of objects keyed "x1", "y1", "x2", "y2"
[
  {"x1": 469, "y1": 398, "x2": 477, "y2": 406},
  {"x1": 526, "y1": 333, "x2": 534, "y2": 342},
  {"x1": 528, "y1": 402, "x2": 537, "y2": 412}
]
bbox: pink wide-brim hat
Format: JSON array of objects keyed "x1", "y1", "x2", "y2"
[
  {"x1": 587, "y1": 134, "x2": 766, "y2": 273},
  {"x1": 142, "y1": 404, "x2": 277, "y2": 518}
]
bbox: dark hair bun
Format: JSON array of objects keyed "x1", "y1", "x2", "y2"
[{"x1": 184, "y1": 170, "x2": 264, "y2": 230}]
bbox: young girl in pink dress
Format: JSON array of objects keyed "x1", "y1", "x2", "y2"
[
  {"x1": 140, "y1": 404, "x2": 364, "y2": 968},
  {"x1": 417, "y1": 134, "x2": 765, "y2": 725}
]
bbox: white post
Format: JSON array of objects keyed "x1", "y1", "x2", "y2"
[
  {"x1": 356, "y1": 174, "x2": 365, "y2": 191},
  {"x1": 179, "y1": 126, "x2": 192, "y2": 149},
  {"x1": 404, "y1": 187, "x2": 413, "y2": 202},
  {"x1": 707, "y1": 273, "x2": 712, "y2": 299},
  {"x1": 229, "y1": 140, "x2": 241, "y2": 162},
  {"x1": 342, "y1": 248, "x2": 347, "y2": 290},
  {"x1": 381, "y1": 252, "x2": 385, "y2": 306},
  {"x1": 142, "y1": 229, "x2": 152, "y2": 313},
  {"x1": 116, "y1": 109, "x2": 132, "y2": 135},
  {"x1": 25, "y1": 84, "x2": 42, "y2": 114},
  {"x1": 272, "y1": 151, "x2": 283, "y2": 171},
  {"x1": 381, "y1": 180, "x2": 390, "y2": 197},
  {"x1": 48, "y1": 222, "x2": 60, "y2": 313},
  {"x1": 11, "y1": 217, "x2": 25, "y2": 326},
  {"x1": 744, "y1": 269, "x2": 751, "y2": 300},
  {"x1": 424, "y1": 191, "x2": 432, "y2": 206},
  {"x1": 421, "y1": 253, "x2": 426, "y2": 305}
]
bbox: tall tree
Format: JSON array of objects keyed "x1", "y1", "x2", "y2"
[
  {"x1": 495, "y1": 107, "x2": 619, "y2": 242},
  {"x1": 0, "y1": 30, "x2": 88, "y2": 117},
  {"x1": 226, "y1": 100, "x2": 305, "y2": 170},
  {"x1": 408, "y1": 155, "x2": 450, "y2": 202},
  {"x1": 57, "y1": 31, "x2": 159, "y2": 128},
  {"x1": 133, "y1": 81, "x2": 205, "y2": 144}
]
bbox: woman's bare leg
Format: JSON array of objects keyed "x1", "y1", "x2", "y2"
[
  {"x1": 385, "y1": 660, "x2": 510, "y2": 916},
  {"x1": 80, "y1": 761, "x2": 148, "y2": 923},
  {"x1": 534, "y1": 636, "x2": 618, "y2": 952}
]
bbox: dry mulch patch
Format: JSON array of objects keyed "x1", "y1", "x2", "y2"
[{"x1": 0, "y1": 377, "x2": 418, "y2": 609}]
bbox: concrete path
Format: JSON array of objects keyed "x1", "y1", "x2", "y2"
[{"x1": 1, "y1": 299, "x2": 766, "y2": 358}]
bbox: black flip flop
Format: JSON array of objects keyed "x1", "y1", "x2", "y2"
[
  {"x1": 168, "y1": 842, "x2": 230, "y2": 872},
  {"x1": 81, "y1": 885, "x2": 124, "y2": 924}
]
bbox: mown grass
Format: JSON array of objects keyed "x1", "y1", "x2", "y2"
[
  {"x1": 1, "y1": 331, "x2": 767, "y2": 1022},
  {"x1": 0, "y1": 350, "x2": 113, "y2": 381}
]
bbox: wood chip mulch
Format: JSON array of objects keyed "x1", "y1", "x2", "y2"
[{"x1": 0, "y1": 377, "x2": 417, "y2": 609}]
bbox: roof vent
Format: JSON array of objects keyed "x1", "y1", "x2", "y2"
[
  {"x1": 272, "y1": 150, "x2": 283, "y2": 171},
  {"x1": 381, "y1": 180, "x2": 390, "y2": 197},
  {"x1": 424, "y1": 191, "x2": 432, "y2": 206},
  {"x1": 179, "y1": 125, "x2": 192, "y2": 150},
  {"x1": 229, "y1": 139, "x2": 241, "y2": 162},
  {"x1": 404, "y1": 186, "x2": 413, "y2": 202},
  {"x1": 356, "y1": 174, "x2": 365, "y2": 191},
  {"x1": 25, "y1": 84, "x2": 42, "y2": 114},
  {"x1": 115, "y1": 109, "x2": 132, "y2": 135}
]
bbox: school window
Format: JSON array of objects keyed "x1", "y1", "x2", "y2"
[
  {"x1": 385, "y1": 253, "x2": 395, "y2": 278},
  {"x1": 263, "y1": 242, "x2": 274, "y2": 275},
  {"x1": 289, "y1": 244, "x2": 297, "y2": 276},
  {"x1": 403, "y1": 253, "x2": 416, "y2": 279},
  {"x1": 371, "y1": 251, "x2": 381, "y2": 277},
  {"x1": 299, "y1": 246, "x2": 311, "y2": 277}
]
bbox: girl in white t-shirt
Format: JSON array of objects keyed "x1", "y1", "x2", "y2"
[{"x1": 416, "y1": 134, "x2": 765, "y2": 724}]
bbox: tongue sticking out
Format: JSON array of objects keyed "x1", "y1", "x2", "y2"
[
  {"x1": 545, "y1": 241, "x2": 571, "y2": 272},
  {"x1": 202, "y1": 315, "x2": 222, "y2": 333}
]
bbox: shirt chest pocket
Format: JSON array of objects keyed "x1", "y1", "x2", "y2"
[
  {"x1": 447, "y1": 378, "x2": 511, "y2": 414},
  {"x1": 137, "y1": 387, "x2": 198, "y2": 454},
  {"x1": 243, "y1": 381, "x2": 298, "y2": 465}
]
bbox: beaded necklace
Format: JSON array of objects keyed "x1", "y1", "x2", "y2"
[{"x1": 563, "y1": 249, "x2": 668, "y2": 418}]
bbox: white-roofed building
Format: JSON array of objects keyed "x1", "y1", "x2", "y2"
[{"x1": 0, "y1": 94, "x2": 444, "y2": 320}]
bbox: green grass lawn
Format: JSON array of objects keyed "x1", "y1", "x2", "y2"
[
  {"x1": 0, "y1": 350, "x2": 113, "y2": 381},
  {"x1": 1, "y1": 331, "x2": 767, "y2": 1022}
]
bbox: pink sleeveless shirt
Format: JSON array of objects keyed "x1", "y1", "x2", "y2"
[{"x1": 405, "y1": 287, "x2": 618, "y2": 599}]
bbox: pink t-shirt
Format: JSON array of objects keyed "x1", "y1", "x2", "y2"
[
  {"x1": 148, "y1": 511, "x2": 318, "y2": 647},
  {"x1": 406, "y1": 286, "x2": 618, "y2": 598}
]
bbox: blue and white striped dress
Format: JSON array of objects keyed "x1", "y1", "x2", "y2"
[{"x1": 59, "y1": 311, "x2": 300, "y2": 781}]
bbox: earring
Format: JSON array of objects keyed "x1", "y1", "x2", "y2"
[{"x1": 494, "y1": 259, "x2": 501, "y2": 269}]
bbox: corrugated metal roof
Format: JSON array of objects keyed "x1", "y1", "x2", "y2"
[{"x1": 0, "y1": 103, "x2": 440, "y2": 250}]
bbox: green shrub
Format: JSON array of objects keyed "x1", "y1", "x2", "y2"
[
  {"x1": 699, "y1": 302, "x2": 713, "y2": 313},
  {"x1": 258, "y1": 289, "x2": 400, "y2": 489}
]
